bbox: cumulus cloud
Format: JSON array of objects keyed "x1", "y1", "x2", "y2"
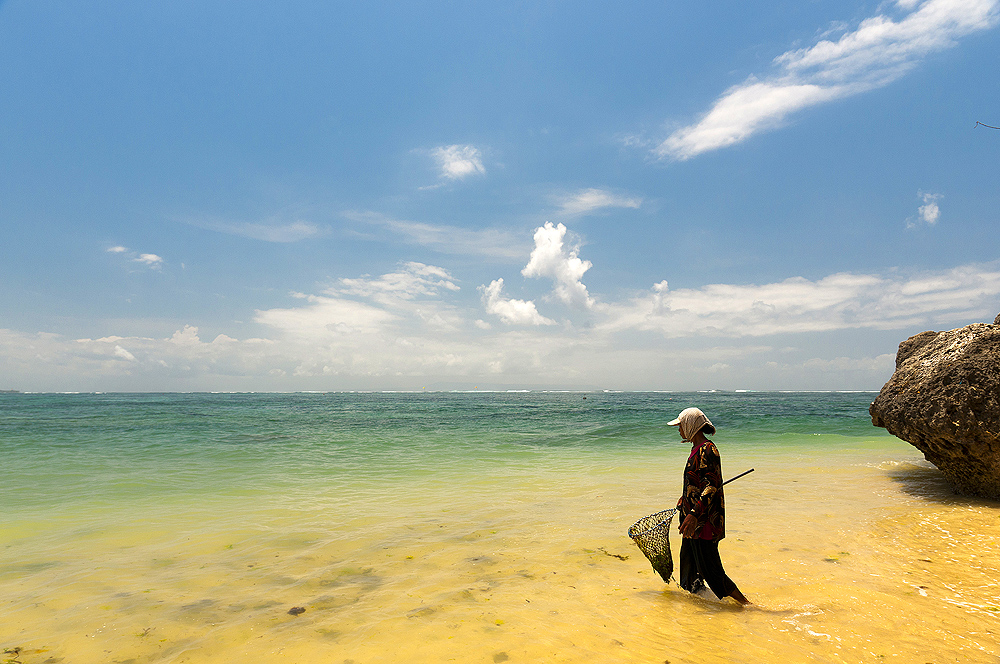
[
  {"x1": 657, "y1": 0, "x2": 999, "y2": 160},
  {"x1": 106, "y1": 246, "x2": 128, "y2": 253},
  {"x1": 909, "y1": 191, "x2": 943, "y2": 227},
  {"x1": 431, "y1": 144, "x2": 486, "y2": 180},
  {"x1": 556, "y1": 188, "x2": 642, "y2": 216},
  {"x1": 602, "y1": 263, "x2": 1000, "y2": 337},
  {"x1": 521, "y1": 222, "x2": 595, "y2": 308},
  {"x1": 479, "y1": 278, "x2": 556, "y2": 326},
  {"x1": 346, "y1": 211, "x2": 525, "y2": 259}
]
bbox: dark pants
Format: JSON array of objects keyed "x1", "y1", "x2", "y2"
[{"x1": 679, "y1": 537, "x2": 737, "y2": 600}]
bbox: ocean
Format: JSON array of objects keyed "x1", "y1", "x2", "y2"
[{"x1": 1, "y1": 391, "x2": 998, "y2": 663}]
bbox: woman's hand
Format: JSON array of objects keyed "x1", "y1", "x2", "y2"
[{"x1": 679, "y1": 513, "x2": 698, "y2": 538}]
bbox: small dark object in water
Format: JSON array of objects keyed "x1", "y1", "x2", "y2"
[
  {"x1": 597, "y1": 547, "x2": 629, "y2": 561},
  {"x1": 288, "y1": 606, "x2": 306, "y2": 616}
]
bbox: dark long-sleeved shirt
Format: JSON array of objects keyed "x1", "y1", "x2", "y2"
[{"x1": 676, "y1": 439, "x2": 726, "y2": 541}]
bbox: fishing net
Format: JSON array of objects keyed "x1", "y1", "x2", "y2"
[
  {"x1": 628, "y1": 469, "x2": 752, "y2": 584},
  {"x1": 627, "y1": 508, "x2": 677, "y2": 583}
]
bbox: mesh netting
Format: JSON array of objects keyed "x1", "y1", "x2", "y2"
[{"x1": 628, "y1": 508, "x2": 677, "y2": 583}]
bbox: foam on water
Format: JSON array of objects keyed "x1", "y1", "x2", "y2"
[{"x1": 2, "y1": 392, "x2": 999, "y2": 663}]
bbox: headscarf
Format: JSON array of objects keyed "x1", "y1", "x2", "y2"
[{"x1": 667, "y1": 407, "x2": 716, "y2": 441}]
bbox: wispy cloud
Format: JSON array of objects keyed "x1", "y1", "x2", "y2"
[
  {"x1": 185, "y1": 217, "x2": 327, "y2": 242},
  {"x1": 254, "y1": 294, "x2": 401, "y2": 342},
  {"x1": 346, "y1": 211, "x2": 526, "y2": 259},
  {"x1": 555, "y1": 188, "x2": 642, "y2": 216},
  {"x1": 521, "y1": 222, "x2": 594, "y2": 308},
  {"x1": 335, "y1": 262, "x2": 460, "y2": 302},
  {"x1": 657, "y1": 0, "x2": 999, "y2": 160},
  {"x1": 431, "y1": 144, "x2": 486, "y2": 180},
  {"x1": 107, "y1": 246, "x2": 165, "y2": 270},
  {"x1": 257, "y1": 263, "x2": 469, "y2": 349},
  {"x1": 602, "y1": 263, "x2": 1000, "y2": 337},
  {"x1": 6, "y1": 259, "x2": 1000, "y2": 390}
]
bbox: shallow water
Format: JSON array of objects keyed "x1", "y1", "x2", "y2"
[{"x1": 1, "y1": 392, "x2": 998, "y2": 663}]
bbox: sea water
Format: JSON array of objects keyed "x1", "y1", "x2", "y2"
[{"x1": 1, "y1": 392, "x2": 998, "y2": 663}]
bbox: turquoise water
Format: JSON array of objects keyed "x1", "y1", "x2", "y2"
[
  {"x1": 2, "y1": 390, "x2": 882, "y2": 508},
  {"x1": 2, "y1": 390, "x2": 886, "y2": 534},
  {"x1": 2, "y1": 392, "x2": 998, "y2": 663}
]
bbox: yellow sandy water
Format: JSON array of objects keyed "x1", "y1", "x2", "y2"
[{"x1": 2, "y1": 438, "x2": 999, "y2": 664}]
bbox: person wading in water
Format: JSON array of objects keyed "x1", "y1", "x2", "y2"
[{"x1": 669, "y1": 407, "x2": 751, "y2": 606}]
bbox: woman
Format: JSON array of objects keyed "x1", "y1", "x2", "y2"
[{"x1": 669, "y1": 407, "x2": 750, "y2": 605}]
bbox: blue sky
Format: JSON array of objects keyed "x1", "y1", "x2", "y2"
[{"x1": 1, "y1": 0, "x2": 998, "y2": 391}]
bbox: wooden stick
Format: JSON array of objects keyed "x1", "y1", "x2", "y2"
[{"x1": 723, "y1": 468, "x2": 754, "y2": 485}]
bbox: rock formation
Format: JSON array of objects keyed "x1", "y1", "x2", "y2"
[{"x1": 870, "y1": 316, "x2": 1000, "y2": 499}]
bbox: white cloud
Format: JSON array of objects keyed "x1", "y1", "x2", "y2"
[
  {"x1": 431, "y1": 144, "x2": 486, "y2": 180},
  {"x1": 251, "y1": 261, "x2": 464, "y2": 344},
  {"x1": 556, "y1": 188, "x2": 642, "y2": 216},
  {"x1": 479, "y1": 278, "x2": 556, "y2": 326},
  {"x1": 657, "y1": 0, "x2": 999, "y2": 160},
  {"x1": 133, "y1": 254, "x2": 164, "y2": 268},
  {"x1": 8, "y1": 252, "x2": 1000, "y2": 391},
  {"x1": 168, "y1": 325, "x2": 203, "y2": 346},
  {"x1": 346, "y1": 211, "x2": 525, "y2": 259},
  {"x1": 244, "y1": 264, "x2": 477, "y2": 376},
  {"x1": 658, "y1": 82, "x2": 843, "y2": 159},
  {"x1": 602, "y1": 263, "x2": 1000, "y2": 337},
  {"x1": 114, "y1": 345, "x2": 136, "y2": 361},
  {"x1": 910, "y1": 191, "x2": 943, "y2": 227},
  {"x1": 521, "y1": 222, "x2": 595, "y2": 308},
  {"x1": 335, "y1": 262, "x2": 460, "y2": 303},
  {"x1": 107, "y1": 246, "x2": 165, "y2": 270},
  {"x1": 255, "y1": 295, "x2": 399, "y2": 341}
]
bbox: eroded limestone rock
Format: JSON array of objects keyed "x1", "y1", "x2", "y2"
[{"x1": 870, "y1": 319, "x2": 1000, "y2": 499}]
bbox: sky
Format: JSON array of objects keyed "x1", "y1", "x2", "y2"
[{"x1": 1, "y1": 0, "x2": 998, "y2": 392}]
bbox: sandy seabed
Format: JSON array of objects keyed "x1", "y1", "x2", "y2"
[{"x1": 3, "y1": 440, "x2": 999, "y2": 664}]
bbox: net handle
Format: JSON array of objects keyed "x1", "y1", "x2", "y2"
[
  {"x1": 722, "y1": 468, "x2": 754, "y2": 486},
  {"x1": 628, "y1": 469, "x2": 755, "y2": 539}
]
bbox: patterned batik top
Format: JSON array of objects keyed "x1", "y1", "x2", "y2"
[{"x1": 676, "y1": 439, "x2": 726, "y2": 541}]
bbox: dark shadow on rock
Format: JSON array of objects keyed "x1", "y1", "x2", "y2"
[{"x1": 886, "y1": 462, "x2": 1000, "y2": 508}]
